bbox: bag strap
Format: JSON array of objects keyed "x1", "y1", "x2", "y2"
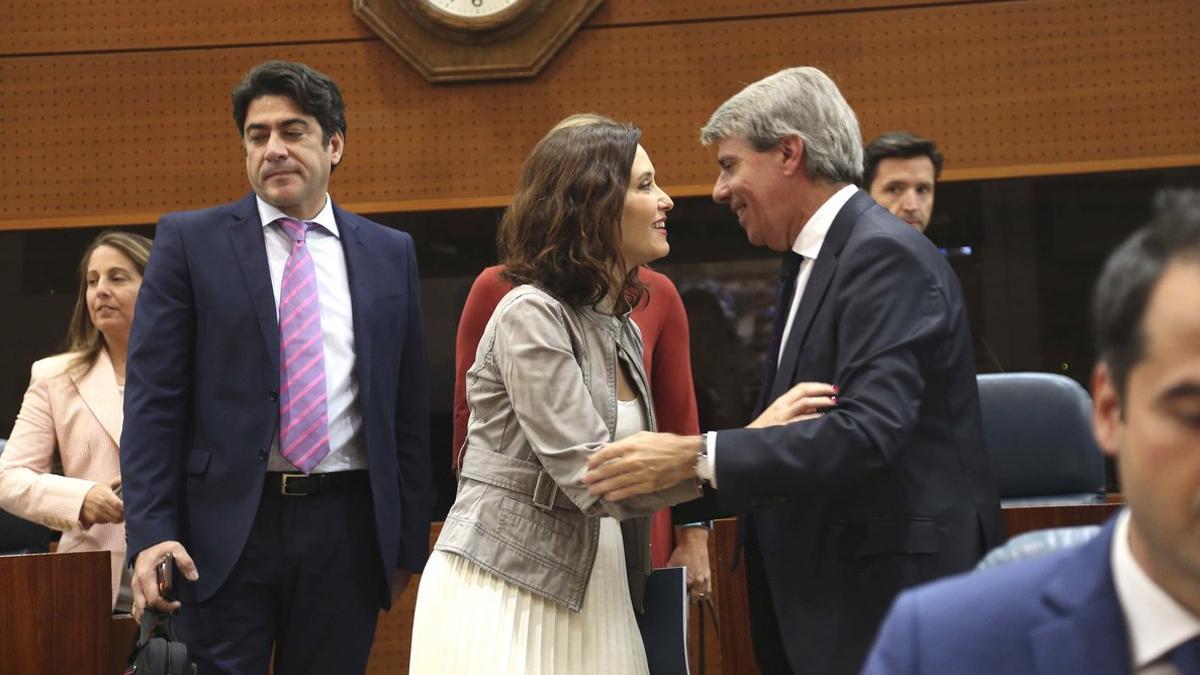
[{"x1": 137, "y1": 609, "x2": 181, "y2": 646}]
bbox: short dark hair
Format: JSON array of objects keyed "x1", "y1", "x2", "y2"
[
  {"x1": 1093, "y1": 189, "x2": 1200, "y2": 398},
  {"x1": 498, "y1": 117, "x2": 645, "y2": 311},
  {"x1": 232, "y1": 60, "x2": 347, "y2": 145},
  {"x1": 862, "y1": 131, "x2": 943, "y2": 190}
]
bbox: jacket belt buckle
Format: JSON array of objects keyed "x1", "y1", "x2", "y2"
[
  {"x1": 279, "y1": 473, "x2": 310, "y2": 496},
  {"x1": 531, "y1": 471, "x2": 559, "y2": 512}
]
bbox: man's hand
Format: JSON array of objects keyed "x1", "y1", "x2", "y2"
[
  {"x1": 668, "y1": 527, "x2": 712, "y2": 601},
  {"x1": 79, "y1": 478, "x2": 124, "y2": 527},
  {"x1": 582, "y1": 431, "x2": 700, "y2": 502},
  {"x1": 748, "y1": 381, "x2": 837, "y2": 428},
  {"x1": 392, "y1": 569, "x2": 414, "y2": 603},
  {"x1": 131, "y1": 541, "x2": 198, "y2": 623}
]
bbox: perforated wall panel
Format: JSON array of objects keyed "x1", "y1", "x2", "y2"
[{"x1": 1, "y1": 0, "x2": 1196, "y2": 230}]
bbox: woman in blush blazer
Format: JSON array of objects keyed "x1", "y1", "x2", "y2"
[{"x1": 0, "y1": 231, "x2": 152, "y2": 611}]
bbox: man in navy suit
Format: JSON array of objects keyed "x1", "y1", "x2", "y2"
[
  {"x1": 120, "y1": 60, "x2": 432, "y2": 673},
  {"x1": 863, "y1": 190, "x2": 1200, "y2": 675},
  {"x1": 583, "y1": 67, "x2": 1002, "y2": 674}
]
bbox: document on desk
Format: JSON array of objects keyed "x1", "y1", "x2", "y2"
[{"x1": 637, "y1": 565, "x2": 690, "y2": 675}]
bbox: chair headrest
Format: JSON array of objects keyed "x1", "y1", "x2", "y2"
[{"x1": 977, "y1": 373, "x2": 1106, "y2": 500}]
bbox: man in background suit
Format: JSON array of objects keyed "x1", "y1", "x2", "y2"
[
  {"x1": 862, "y1": 131, "x2": 942, "y2": 233},
  {"x1": 583, "y1": 66, "x2": 1002, "y2": 674},
  {"x1": 120, "y1": 60, "x2": 432, "y2": 673},
  {"x1": 862, "y1": 190, "x2": 1200, "y2": 675}
]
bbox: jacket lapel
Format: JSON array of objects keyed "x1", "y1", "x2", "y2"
[
  {"x1": 336, "y1": 203, "x2": 375, "y2": 406},
  {"x1": 227, "y1": 193, "x2": 281, "y2": 374},
  {"x1": 770, "y1": 190, "x2": 873, "y2": 401},
  {"x1": 1029, "y1": 517, "x2": 1131, "y2": 675},
  {"x1": 72, "y1": 349, "x2": 122, "y2": 446}
]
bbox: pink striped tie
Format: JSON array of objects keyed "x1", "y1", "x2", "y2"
[{"x1": 277, "y1": 218, "x2": 331, "y2": 474}]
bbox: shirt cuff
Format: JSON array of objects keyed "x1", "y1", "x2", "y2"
[{"x1": 703, "y1": 431, "x2": 718, "y2": 488}]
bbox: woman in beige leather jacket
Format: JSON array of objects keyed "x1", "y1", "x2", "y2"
[{"x1": 410, "y1": 116, "x2": 701, "y2": 674}]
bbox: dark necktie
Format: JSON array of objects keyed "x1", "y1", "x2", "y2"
[
  {"x1": 757, "y1": 251, "x2": 805, "y2": 412},
  {"x1": 277, "y1": 218, "x2": 331, "y2": 474},
  {"x1": 1172, "y1": 636, "x2": 1200, "y2": 675}
]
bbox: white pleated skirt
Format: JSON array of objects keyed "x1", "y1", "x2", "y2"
[{"x1": 409, "y1": 517, "x2": 649, "y2": 675}]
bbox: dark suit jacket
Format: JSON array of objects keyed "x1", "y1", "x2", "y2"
[
  {"x1": 120, "y1": 193, "x2": 432, "y2": 608},
  {"x1": 862, "y1": 516, "x2": 1128, "y2": 675},
  {"x1": 714, "y1": 190, "x2": 1003, "y2": 673}
]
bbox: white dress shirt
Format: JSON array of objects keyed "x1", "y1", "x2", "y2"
[
  {"x1": 257, "y1": 195, "x2": 366, "y2": 473},
  {"x1": 703, "y1": 185, "x2": 859, "y2": 486},
  {"x1": 1112, "y1": 509, "x2": 1200, "y2": 675}
]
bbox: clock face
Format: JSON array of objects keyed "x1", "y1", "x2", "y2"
[
  {"x1": 423, "y1": 0, "x2": 524, "y2": 19},
  {"x1": 412, "y1": 0, "x2": 539, "y2": 35},
  {"x1": 355, "y1": 0, "x2": 603, "y2": 81}
]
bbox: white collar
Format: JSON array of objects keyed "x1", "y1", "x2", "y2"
[
  {"x1": 1112, "y1": 509, "x2": 1200, "y2": 669},
  {"x1": 256, "y1": 194, "x2": 339, "y2": 238},
  {"x1": 790, "y1": 184, "x2": 857, "y2": 259}
]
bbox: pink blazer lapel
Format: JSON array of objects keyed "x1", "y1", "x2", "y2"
[{"x1": 72, "y1": 349, "x2": 123, "y2": 447}]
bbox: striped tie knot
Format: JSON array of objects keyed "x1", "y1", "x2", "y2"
[{"x1": 279, "y1": 217, "x2": 316, "y2": 244}]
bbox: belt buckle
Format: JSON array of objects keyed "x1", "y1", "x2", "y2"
[
  {"x1": 531, "y1": 471, "x2": 558, "y2": 512},
  {"x1": 279, "y1": 473, "x2": 308, "y2": 496}
]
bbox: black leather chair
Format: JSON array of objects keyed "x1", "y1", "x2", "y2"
[
  {"x1": 0, "y1": 438, "x2": 55, "y2": 555},
  {"x1": 976, "y1": 373, "x2": 1107, "y2": 507}
]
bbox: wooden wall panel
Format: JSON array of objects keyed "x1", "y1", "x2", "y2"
[
  {"x1": 1, "y1": 0, "x2": 1197, "y2": 230},
  {"x1": 0, "y1": 0, "x2": 371, "y2": 55},
  {"x1": 0, "y1": 0, "x2": 986, "y2": 56},
  {"x1": 591, "y1": 0, "x2": 994, "y2": 25}
]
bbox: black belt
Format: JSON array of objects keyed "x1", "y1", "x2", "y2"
[{"x1": 265, "y1": 470, "x2": 368, "y2": 497}]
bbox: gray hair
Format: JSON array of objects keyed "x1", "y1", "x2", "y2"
[{"x1": 700, "y1": 67, "x2": 863, "y2": 184}]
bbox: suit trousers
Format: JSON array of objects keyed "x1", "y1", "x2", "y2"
[
  {"x1": 745, "y1": 526, "x2": 795, "y2": 675},
  {"x1": 175, "y1": 478, "x2": 382, "y2": 675}
]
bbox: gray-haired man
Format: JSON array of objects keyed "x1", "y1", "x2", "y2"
[{"x1": 583, "y1": 67, "x2": 1001, "y2": 674}]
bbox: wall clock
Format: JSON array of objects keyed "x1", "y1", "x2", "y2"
[
  {"x1": 354, "y1": 0, "x2": 604, "y2": 82},
  {"x1": 411, "y1": 0, "x2": 541, "y2": 38}
]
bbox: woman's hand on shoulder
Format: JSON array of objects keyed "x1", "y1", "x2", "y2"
[{"x1": 747, "y1": 382, "x2": 838, "y2": 429}]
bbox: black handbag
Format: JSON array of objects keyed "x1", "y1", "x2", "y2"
[{"x1": 123, "y1": 609, "x2": 196, "y2": 675}]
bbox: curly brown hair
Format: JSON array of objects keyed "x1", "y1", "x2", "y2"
[{"x1": 498, "y1": 116, "x2": 646, "y2": 311}]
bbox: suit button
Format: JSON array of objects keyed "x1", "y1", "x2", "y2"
[
  {"x1": 259, "y1": 449, "x2": 268, "y2": 461},
  {"x1": 269, "y1": 390, "x2": 279, "y2": 402}
]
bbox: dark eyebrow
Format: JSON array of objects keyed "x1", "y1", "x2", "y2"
[
  {"x1": 1161, "y1": 381, "x2": 1200, "y2": 401},
  {"x1": 244, "y1": 118, "x2": 309, "y2": 134}
]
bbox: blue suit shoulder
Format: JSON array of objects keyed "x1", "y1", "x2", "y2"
[
  {"x1": 853, "y1": 203, "x2": 946, "y2": 265},
  {"x1": 863, "y1": 519, "x2": 1121, "y2": 675},
  {"x1": 906, "y1": 541, "x2": 1079, "y2": 626},
  {"x1": 861, "y1": 550, "x2": 1075, "y2": 675},
  {"x1": 158, "y1": 196, "x2": 250, "y2": 229}
]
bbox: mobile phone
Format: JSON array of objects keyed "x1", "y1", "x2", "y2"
[{"x1": 157, "y1": 553, "x2": 176, "y2": 601}]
